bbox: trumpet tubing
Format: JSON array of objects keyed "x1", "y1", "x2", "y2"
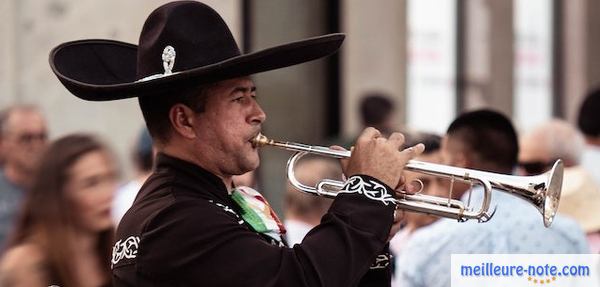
[{"x1": 252, "y1": 134, "x2": 563, "y2": 227}]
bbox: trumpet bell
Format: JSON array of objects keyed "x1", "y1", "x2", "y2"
[{"x1": 542, "y1": 160, "x2": 563, "y2": 227}]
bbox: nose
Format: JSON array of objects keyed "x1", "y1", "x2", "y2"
[{"x1": 249, "y1": 101, "x2": 266, "y2": 125}]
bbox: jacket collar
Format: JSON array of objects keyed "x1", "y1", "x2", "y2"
[{"x1": 154, "y1": 152, "x2": 230, "y2": 202}]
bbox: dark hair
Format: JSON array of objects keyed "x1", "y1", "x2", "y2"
[
  {"x1": 134, "y1": 128, "x2": 154, "y2": 172},
  {"x1": 446, "y1": 109, "x2": 518, "y2": 173},
  {"x1": 360, "y1": 93, "x2": 394, "y2": 127},
  {"x1": 8, "y1": 134, "x2": 114, "y2": 287},
  {"x1": 403, "y1": 132, "x2": 441, "y2": 155},
  {"x1": 138, "y1": 83, "x2": 214, "y2": 144},
  {"x1": 577, "y1": 88, "x2": 600, "y2": 137}
]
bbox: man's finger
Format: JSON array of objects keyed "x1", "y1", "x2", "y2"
[
  {"x1": 387, "y1": 132, "x2": 405, "y2": 150},
  {"x1": 358, "y1": 127, "x2": 382, "y2": 142},
  {"x1": 330, "y1": 145, "x2": 350, "y2": 173},
  {"x1": 400, "y1": 143, "x2": 425, "y2": 158}
]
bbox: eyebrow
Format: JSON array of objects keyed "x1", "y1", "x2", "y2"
[{"x1": 232, "y1": 86, "x2": 257, "y2": 94}]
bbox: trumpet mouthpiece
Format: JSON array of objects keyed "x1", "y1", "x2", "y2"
[{"x1": 251, "y1": 133, "x2": 270, "y2": 148}]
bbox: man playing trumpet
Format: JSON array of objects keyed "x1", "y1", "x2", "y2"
[{"x1": 49, "y1": 2, "x2": 423, "y2": 286}]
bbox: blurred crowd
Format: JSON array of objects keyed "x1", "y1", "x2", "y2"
[{"x1": 0, "y1": 87, "x2": 597, "y2": 286}]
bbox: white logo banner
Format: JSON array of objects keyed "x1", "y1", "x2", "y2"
[{"x1": 451, "y1": 254, "x2": 600, "y2": 287}]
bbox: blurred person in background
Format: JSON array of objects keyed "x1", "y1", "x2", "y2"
[
  {"x1": 0, "y1": 134, "x2": 117, "y2": 287},
  {"x1": 0, "y1": 105, "x2": 48, "y2": 252},
  {"x1": 577, "y1": 88, "x2": 600, "y2": 184},
  {"x1": 390, "y1": 133, "x2": 443, "y2": 286},
  {"x1": 283, "y1": 156, "x2": 339, "y2": 246},
  {"x1": 0, "y1": 112, "x2": 7, "y2": 167},
  {"x1": 396, "y1": 110, "x2": 588, "y2": 287},
  {"x1": 519, "y1": 119, "x2": 587, "y2": 171},
  {"x1": 389, "y1": 133, "x2": 443, "y2": 256},
  {"x1": 519, "y1": 119, "x2": 600, "y2": 252},
  {"x1": 360, "y1": 93, "x2": 396, "y2": 138},
  {"x1": 327, "y1": 92, "x2": 399, "y2": 148},
  {"x1": 112, "y1": 128, "x2": 154, "y2": 225}
]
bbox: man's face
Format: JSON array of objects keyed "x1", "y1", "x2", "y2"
[
  {"x1": 192, "y1": 77, "x2": 266, "y2": 177},
  {"x1": 2, "y1": 110, "x2": 48, "y2": 172}
]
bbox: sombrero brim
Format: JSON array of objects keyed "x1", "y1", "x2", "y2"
[{"x1": 49, "y1": 33, "x2": 344, "y2": 101}]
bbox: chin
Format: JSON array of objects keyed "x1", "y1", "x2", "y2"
[
  {"x1": 243, "y1": 159, "x2": 260, "y2": 173},
  {"x1": 92, "y1": 218, "x2": 115, "y2": 232}
]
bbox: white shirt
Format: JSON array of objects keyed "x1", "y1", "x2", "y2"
[
  {"x1": 395, "y1": 187, "x2": 589, "y2": 287},
  {"x1": 112, "y1": 179, "x2": 144, "y2": 226},
  {"x1": 581, "y1": 144, "x2": 600, "y2": 185},
  {"x1": 284, "y1": 219, "x2": 314, "y2": 246}
]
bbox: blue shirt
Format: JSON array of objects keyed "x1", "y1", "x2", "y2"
[
  {"x1": 395, "y1": 187, "x2": 589, "y2": 287},
  {"x1": 0, "y1": 170, "x2": 23, "y2": 252}
]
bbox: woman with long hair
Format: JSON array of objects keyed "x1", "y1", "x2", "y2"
[{"x1": 0, "y1": 134, "x2": 118, "y2": 287}]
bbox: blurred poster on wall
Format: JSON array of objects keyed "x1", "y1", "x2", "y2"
[
  {"x1": 406, "y1": 0, "x2": 456, "y2": 133},
  {"x1": 514, "y1": 0, "x2": 553, "y2": 132}
]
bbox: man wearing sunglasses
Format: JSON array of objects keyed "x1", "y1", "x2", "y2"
[
  {"x1": 0, "y1": 105, "x2": 48, "y2": 252},
  {"x1": 519, "y1": 119, "x2": 600, "y2": 252},
  {"x1": 518, "y1": 119, "x2": 587, "y2": 176}
]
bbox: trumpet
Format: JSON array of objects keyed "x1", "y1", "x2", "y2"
[{"x1": 251, "y1": 134, "x2": 563, "y2": 227}]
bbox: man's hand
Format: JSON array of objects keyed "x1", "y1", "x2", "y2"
[{"x1": 339, "y1": 127, "x2": 424, "y2": 190}]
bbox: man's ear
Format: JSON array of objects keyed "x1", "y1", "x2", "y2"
[{"x1": 169, "y1": 104, "x2": 197, "y2": 140}]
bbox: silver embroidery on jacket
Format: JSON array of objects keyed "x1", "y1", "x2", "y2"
[
  {"x1": 209, "y1": 200, "x2": 244, "y2": 225},
  {"x1": 370, "y1": 253, "x2": 393, "y2": 269},
  {"x1": 337, "y1": 176, "x2": 396, "y2": 205},
  {"x1": 111, "y1": 236, "x2": 141, "y2": 267}
]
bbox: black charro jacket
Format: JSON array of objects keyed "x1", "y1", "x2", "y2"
[{"x1": 112, "y1": 153, "x2": 396, "y2": 286}]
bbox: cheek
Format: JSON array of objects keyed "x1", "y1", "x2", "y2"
[
  {"x1": 69, "y1": 185, "x2": 114, "y2": 213},
  {"x1": 69, "y1": 191, "x2": 98, "y2": 214},
  {"x1": 441, "y1": 152, "x2": 452, "y2": 165},
  {"x1": 196, "y1": 115, "x2": 239, "y2": 141}
]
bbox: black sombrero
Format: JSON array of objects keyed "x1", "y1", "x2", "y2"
[{"x1": 49, "y1": 1, "x2": 344, "y2": 101}]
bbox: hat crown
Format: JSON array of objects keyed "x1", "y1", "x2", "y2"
[{"x1": 136, "y1": 1, "x2": 241, "y2": 80}]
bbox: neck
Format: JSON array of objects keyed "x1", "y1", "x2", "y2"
[
  {"x1": 69, "y1": 228, "x2": 99, "y2": 254},
  {"x1": 161, "y1": 145, "x2": 234, "y2": 190},
  {"x1": 67, "y1": 228, "x2": 107, "y2": 287},
  {"x1": 4, "y1": 163, "x2": 30, "y2": 189}
]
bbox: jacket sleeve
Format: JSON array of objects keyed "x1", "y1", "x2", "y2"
[
  {"x1": 357, "y1": 244, "x2": 393, "y2": 287},
  {"x1": 137, "y1": 175, "x2": 396, "y2": 287}
]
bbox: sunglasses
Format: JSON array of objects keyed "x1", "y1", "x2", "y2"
[
  {"x1": 14, "y1": 132, "x2": 48, "y2": 145},
  {"x1": 518, "y1": 160, "x2": 555, "y2": 175}
]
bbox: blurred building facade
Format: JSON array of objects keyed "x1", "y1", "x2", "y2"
[{"x1": 1, "y1": 0, "x2": 599, "y2": 213}]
